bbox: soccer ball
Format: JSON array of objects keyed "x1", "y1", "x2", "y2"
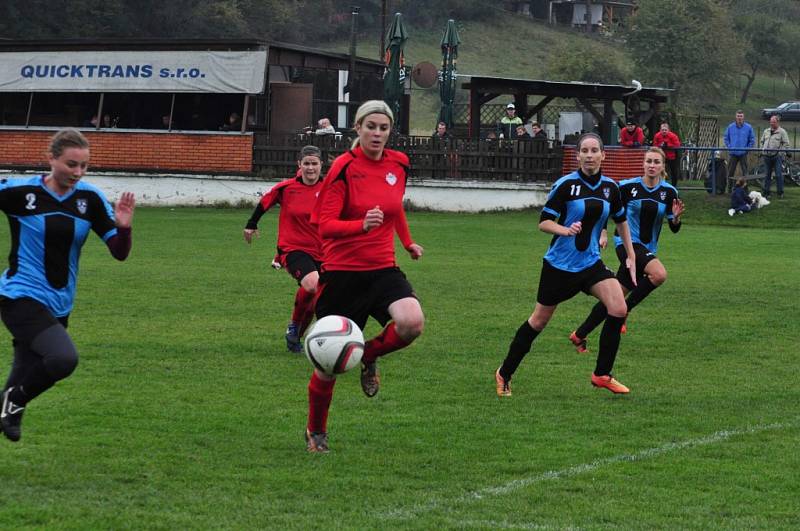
[{"x1": 304, "y1": 315, "x2": 365, "y2": 375}]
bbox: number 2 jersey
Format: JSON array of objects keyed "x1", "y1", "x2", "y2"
[
  {"x1": 612, "y1": 177, "x2": 680, "y2": 254},
  {"x1": 540, "y1": 170, "x2": 626, "y2": 272},
  {"x1": 0, "y1": 175, "x2": 120, "y2": 317}
]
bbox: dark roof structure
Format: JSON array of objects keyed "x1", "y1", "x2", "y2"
[{"x1": 462, "y1": 75, "x2": 672, "y2": 142}]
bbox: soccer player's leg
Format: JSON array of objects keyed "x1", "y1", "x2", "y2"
[
  {"x1": 360, "y1": 269, "x2": 423, "y2": 398},
  {"x1": 624, "y1": 254, "x2": 665, "y2": 316},
  {"x1": 586, "y1": 266, "x2": 630, "y2": 394},
  {"x1": 497, "y1": 261, "x2": 576, "y2": 396},
  {"x1": 284, "y1": 252, "x2": 319, "y2": 353},
  {"x1": 1, "y1": 299, "x2": 78, "y2": 441},
  {"x1": 306, "y1": 369, "x2": 334, "y2": 453}
]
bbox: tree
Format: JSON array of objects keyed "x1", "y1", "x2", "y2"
[
  {"x1": 545, "y1": 40, "x2": 629, "y2": 85},
  {"x1": 625, "y1": 0, "x2": 742, "y2": 109}
]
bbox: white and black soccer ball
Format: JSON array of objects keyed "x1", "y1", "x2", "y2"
[{"x1": 304, "y1": 315, "x2": 365, "y2": 376}]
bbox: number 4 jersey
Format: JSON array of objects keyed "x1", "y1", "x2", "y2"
[
  {"x1": 0, "y1": 175, "x2": 119, "y2": 317},
  {"x1": 612, "y1": 177, "x2": 679, "y2": 254},
  {"x1": 540, "y1": 170, "x2": 626, "y2": 272}
]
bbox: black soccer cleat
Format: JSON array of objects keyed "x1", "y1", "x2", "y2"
[
  {"x1": 360, "y1": 362, "x2": 380, "y2": 398},
  {"x1": 285, "y1": 322, "x2": 302, "y2": 353},
  {"x1": 1, "y1": 387, "x2": 25, "y2": 442}
]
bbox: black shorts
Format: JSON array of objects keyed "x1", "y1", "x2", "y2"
[
  {"x1": 315, "y1": 267, "x2": 417, "y2": 330},
  {"x1": 282, "y1": 251, "x2": 321, "y2": 284},
  {"x1": 614, "y1": 243, "x2": 658, "y2": 291},
  {"x1": 0, "y1": 297, "x2": 69, "y2": 344},
  {"x1": 536, "y1": 259, "x2": 615, "y2": 306}
]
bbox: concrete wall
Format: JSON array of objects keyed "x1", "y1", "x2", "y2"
[{"x1": 3, "y1": 171, "x2": 551, "y2": 212}]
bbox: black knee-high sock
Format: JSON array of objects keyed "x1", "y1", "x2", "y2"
[
  {"x1": 624, "y1": 277, "x2": 658, "y2": 313},
  {"x1": 499, "y1": 321, "x2": 540, "y2": 380},
  {"x1": 595, "y1": 315, "x2": 625, "y2": 376},
  {"x1": 576, "y1": 301, "x2": 608, "y2": 339}
]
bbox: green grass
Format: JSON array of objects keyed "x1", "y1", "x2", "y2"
[{"x1": 0, "y1": 192, "x2": 798, "y2": 529}]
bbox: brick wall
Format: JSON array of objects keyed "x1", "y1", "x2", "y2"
[
  {"x1": 562, "y1": 146, "x2": 646, "y2": 181},
  {"x1": 0, "y1": 129, "x2": 253, "y2": 174}
]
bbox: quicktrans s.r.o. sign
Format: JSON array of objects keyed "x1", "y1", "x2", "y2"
[{"x1": 0, "y1": 50, "x2": 267, "y2": 93}]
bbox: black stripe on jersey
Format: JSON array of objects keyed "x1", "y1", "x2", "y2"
[
  {"x1": 44, "y1": 215, "x2": 75, "y2": 289},
  {"x1": 6, "y1": 216, "x2": 20, "y2": 278},
  {"x1": 638, "y1": 201, "x2": 660, "y2": 244},
  {"x1": 575, "y1": 198, "x2": 605, "y2": 251}
]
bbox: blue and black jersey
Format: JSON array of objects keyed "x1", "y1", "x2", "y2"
[
  {"x1": 0, "y1": 175, "x2": 118, "y2": 317},
  {"x1": 540, "y1": 170, "x2": 626, "y2": 272},
  {"x1": 613, "y1": 177, "x2": 679, "y2": 254}
]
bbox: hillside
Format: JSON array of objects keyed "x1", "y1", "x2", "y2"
[{"x1": 328, "y1": 11, "x2": 798, "y2": 136}]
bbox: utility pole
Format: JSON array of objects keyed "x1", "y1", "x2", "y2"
[
  {"x1": 346, "y1": 5, "x2": 359, "y2": 95},
  {"x1": 585, "y1": 0, "x2": 592, "y2": 33},
  {"x1": 380, "y1": 0, "x2": 387, "y2": 59}
]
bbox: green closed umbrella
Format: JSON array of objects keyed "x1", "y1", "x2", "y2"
[
  {"x1": 383, "y1": 13, "x2": 408, "y2": 128},
  {"x1": 438, "y1": 19, "x2": 460, "y2": 130}
]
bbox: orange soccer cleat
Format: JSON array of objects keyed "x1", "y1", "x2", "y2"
[
  {"x1": 305, "y1": 429, "x2": 330, "y2": 453},
  {"x1": 569, "y1": 331, "x2": 589, "y2": 354},
  {"x1": 591, "y1": 373, "x2": 630, "y2": 394},
  {"x1": 495, "y1": 368, "x2": 512, "y2": 397}
]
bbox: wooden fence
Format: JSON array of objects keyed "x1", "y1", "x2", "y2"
[{"x1": 253, "y1": 133, "x2": 563, "y2": 182}]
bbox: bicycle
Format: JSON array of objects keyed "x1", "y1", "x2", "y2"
[{"x1": 747, "y1": 154, "x2": 800, "y2": 187}]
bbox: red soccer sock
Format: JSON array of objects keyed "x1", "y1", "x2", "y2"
[
  {"x1": 362, "y1": 322, "x2": 411, "y2": 364},
  {"x1": 307, "y1": 372, "x2": 336, "y2": 434},
  {"x1": 298, "y1": 305, "x2": 316, "y2": 338},
  {"x1": 291, "y1": 287, "x2": 315, "y2": 324}
]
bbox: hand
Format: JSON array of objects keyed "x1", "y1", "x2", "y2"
[
  {"x1": 363, "y1": 205, "x2": 384, "y2": 232},
  {"x1": 672, "y1": 198, "x2": 685, "y2": 222},
  {"x1": 564, "y1": 221, "x2": 582, "y2": 236},
  {"x1": 626, "y1": 256, "x2": 638, "y2": 287},
  {"x1": 599, "y1": 230, "x2": 608, "y2": 249},
  {"x1": 406, "y1": 243, "x2": 423, "y2": 260},
  {"x1": 243, "y1": 228, "x2": 259, "y2": 244},
  {"x1": 114, "y1": 192, "x2": 135, "y2": 228}
]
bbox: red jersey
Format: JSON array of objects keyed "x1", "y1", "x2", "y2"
[
  {"x1": 619, "y1": 126, "x2": 644, "y2": 147},
  {"x1": 652, "y1": 131, "x2": 681, "y2": 160},
  {"x1": 246, "y1": 174, "x2": 324, "y2": 260},
  {"x1": 312, "y1": 146, "x2": 414, "y2": 271}
]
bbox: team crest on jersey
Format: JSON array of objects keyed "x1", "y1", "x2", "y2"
[
  {"x1": 602, "y1": 187, "x2": 610, "y2": 199},
  {"x1": 386, "y1": 173, "x2": 397, "y2": 186},
  {"x1": 659, "y1": 190, "x2": 667, "y2": 200},
  {"x1": 76, "y1": 198, "x2": 88, "y2": 215}
]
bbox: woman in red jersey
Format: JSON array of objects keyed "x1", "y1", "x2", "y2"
[
  {"x1": 244, "y1": 145, "x2": 325, "y2": 353},
  {"x1": 303, "y1": 100, "x2": 424, "y2": 452}
]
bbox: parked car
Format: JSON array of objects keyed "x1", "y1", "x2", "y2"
[{"x1": 761, "y1": 101, "x2": 800, "y2": 121}]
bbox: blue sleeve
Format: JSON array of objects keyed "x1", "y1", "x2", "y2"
[
  {"x1": 748, "y1": 126, "x2": 755, "y2": 148},
  {"x1": 724, "y1": 126, "x2": 731, "y2": 148}
]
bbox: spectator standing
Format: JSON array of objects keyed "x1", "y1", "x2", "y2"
[
  {"x1": 619, "y1": 120, "x2": 644, "y2": 147},
  {"x1": 652, "y1": 122, "x2": 681, "y2": 185},
  {"x1": 724, "y1": 110, "x2": 755, "y2": 181},
  {"x1": 760, "y1": 115, "x2": 790, "y2": 199},
  {"x1": 221, "y1": 112, "x2": 242, "y2": 131},
  {"x1": 497, "y1": 103, "x2": 523, "y2": 139}
]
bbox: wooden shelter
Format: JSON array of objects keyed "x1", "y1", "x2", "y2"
[{"x1": 462, "y1": 75, "x2": 671, "y2": 144}]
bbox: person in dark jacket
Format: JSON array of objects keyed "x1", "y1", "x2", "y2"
[{"x1": 728, "y1": 177, "x2": 754, "y2": 215}]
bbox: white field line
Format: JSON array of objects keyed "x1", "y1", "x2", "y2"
[{"x1": 379, "y1": 420, "x2": 796, "y2": 521}]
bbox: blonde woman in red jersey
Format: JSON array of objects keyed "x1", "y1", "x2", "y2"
[
  {"x1": 304, "y1": 100, "x2": 424, "y2": 452},
  {"x1": 243, "y1": 145, "x2": 325, "y2": 353}
]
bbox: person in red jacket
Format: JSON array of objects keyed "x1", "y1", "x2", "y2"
[
  {"x1": 619, "y1": 120, "x2": 644, "y2": 147},
  {"x1": 652, "y1": 121, "x2": 681, "y2": 185},
  {"x1": 243, "y1": 145, "x2": 325, "y2": 353},
  {"x1": 304, "y1": 100, "x2": 425, "y2": 452}
]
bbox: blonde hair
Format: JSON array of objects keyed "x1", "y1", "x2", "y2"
[
  {"x1": 645, "y1": 147, "x2": 668, "y2": 181},
  {"x1": 351, "y1": 100, "x2": 394, "y2": 150},
  {"x1": 49, "y1": 128, "x2": 89, "y2": 158}
]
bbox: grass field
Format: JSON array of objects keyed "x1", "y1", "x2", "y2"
[{"x1": 0, "y1": 189, "x2": 798, "y2": 529}]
